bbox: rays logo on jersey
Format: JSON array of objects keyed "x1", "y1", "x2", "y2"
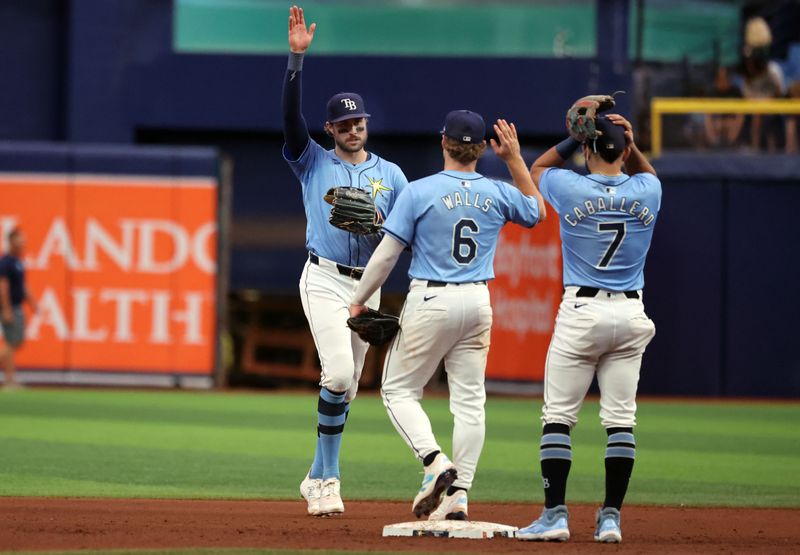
[{"x1": 367, "y1": 176, "x2": 391, "y2": 198}]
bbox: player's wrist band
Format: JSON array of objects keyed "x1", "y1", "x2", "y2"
[
  {"x1": 555, "y1": 137, "x2": 581, "y2": 159},
  {"x1": 288, "y1": 52, "x2": 304, "y2": 71}
]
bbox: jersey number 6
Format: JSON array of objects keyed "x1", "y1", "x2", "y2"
[
  {"x1": 452, "y1": 218, "x2": 479, "y2": 265},
  {"x1": 597, "y1": 221, "x2": 626, "y2": 268}
]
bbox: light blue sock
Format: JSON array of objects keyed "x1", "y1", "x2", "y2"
[
  {"x1": 318, "y1": 388, "x2": 347, "y2": 480},
  {"x1": 309, "y1": 434, "x2": 323, "y2": 479}
]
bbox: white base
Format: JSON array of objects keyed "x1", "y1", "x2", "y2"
[{"x1": 382, "y1": 520, "x2": 518, "y2": 539}]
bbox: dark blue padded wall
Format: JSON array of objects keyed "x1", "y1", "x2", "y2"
[
  {"x1": 0, "y1": 0, "x2": 66, "y2": 140},
  {"x1": 640, "y1": 179, "x2": 725, "y2": 396},
  {"x1": 725, "y1": 182, "x2": 800, "y2": 396},
  {"x1": 647, "y1": 155, "x2": 800, "y2": 397}
]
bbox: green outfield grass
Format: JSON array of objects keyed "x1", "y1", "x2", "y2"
[{"x1": 0, "y1": 388, "x2": 798, "y2": 507}]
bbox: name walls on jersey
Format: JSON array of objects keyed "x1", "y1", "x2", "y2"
[
  {"x1": 440, "y1": 189, "x2": 494, "y2": 213},
  {"x1": 0, "y1": 216, "x2": 214, "y2": 346},
  {"x1": 564, "y1": 195, "x2": 656, "y2": 227}
]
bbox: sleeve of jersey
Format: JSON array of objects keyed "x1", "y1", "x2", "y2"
[
  {"x1": 538, "y1": 167, "x2": 571, "y2": 213},
  {"x1": 282, "y1": 138, "x2": 323, "y2": 182},
  {"x1": 635, "y1": 172, "x2": 663, "y2": 212},
  {"x1": 497, "y1": 181, "x2": 539, "y2": 228},
  {"x1": 381, "y1": 186, "x2": 416, "y2": 247}
]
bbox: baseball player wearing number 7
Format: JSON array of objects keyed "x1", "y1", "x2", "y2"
[
  {"x1": 516, "y1": 113, "x2": 660, "y2": 543},
  {"x1": 283, "y1": 5, "x2": 409, "y2": 516},
  {"x1": 350, "y1": 111, "x2": 546, "y2": 520}
]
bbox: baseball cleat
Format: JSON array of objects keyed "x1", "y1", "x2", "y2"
[
  {"x1": 318, "y1": 477, "x2": 344, "y2": 516},
  {"x1": 411, "y1": 453, "x2": 457, "y2": 518},
  {"x1": 517, "y1": 505, "x2": 570, "y2": 541},
  {"x1": 428, "y1": 489, "x2": 468, "y2": 521},
  {"x1": 594, "y1": 506, "x2": 622, "y2": 543},
  {"x1": 299, "y1": 472, "x2": 322, "y2": 516}
]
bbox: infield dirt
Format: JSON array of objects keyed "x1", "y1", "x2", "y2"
[{"x1": 1, "y1": 498, "x2": 798, "y2": 554}]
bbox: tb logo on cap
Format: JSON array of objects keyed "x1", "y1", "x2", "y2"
[{"x1": 341, "y1": 98, "x2": 358, "y2": 111}]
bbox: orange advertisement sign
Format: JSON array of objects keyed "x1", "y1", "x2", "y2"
[
  {"x1": 0, "y1": 174, "x2": 217, "y2": 375},
  {"x1": 487, "y1": 205, "x2": 562, "y2": 381}
]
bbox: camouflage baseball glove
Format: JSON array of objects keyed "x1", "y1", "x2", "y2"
[
  {"x1": 346, "y1": 309, "x2": 400, "y2": 346},
  {"x1": 324, "y1": 187, "x2": 382, "y2": 235},
  {"x1": 566, "y1": 94, "x2": 616, "y2": 142}
]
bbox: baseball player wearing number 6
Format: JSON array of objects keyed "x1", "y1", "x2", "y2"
[
  {"x1": 350, "y1": 111, "x2": 546, "y2": 520},
  {"x1": 517, "y1": 113, "x2": 660, "y2": 543},
  {"x1": 283, "y1": 5, "x2": 409, "y2": 516}
]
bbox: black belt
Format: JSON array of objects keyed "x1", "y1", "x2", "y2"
[
  {"x1": 309, "y1": 253, "x2": 363, "y2": 280},
  {"x1": 427, "y1": 280, "x2": 487, "y2": 287},
  {"x1": 576, "y1": 286, "x2": 640, "y2": 300}
]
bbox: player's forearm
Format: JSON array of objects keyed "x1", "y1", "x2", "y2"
[
  {"x1": 533, "y1": 135, "x2": 580, "y2": 171},
  {"x1": 282, "y1": 53, "x2": 310, "y2": 159},
  {"x1": 505, "y1": 156, "x2": 535, "y2": 197},
  {"x1": 352, "y1": 235, "x2": 405, "y2": 305},
  {"x1": 624, "y1": 144, "x2": 657, "y2": 176},
  {"x1": 506, "y1": 156, "x2": 547, "y2": 221}
]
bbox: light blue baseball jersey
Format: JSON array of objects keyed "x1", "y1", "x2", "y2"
[
  {"x1": 284, "y1": 139, "x2": 409, "y2": 267},
  {"x1": 382, "y1": 170, "x2": 539, "y2": 282},
  {"x1": 539, "y1": 168, "x2": 662, "y2": 291}
]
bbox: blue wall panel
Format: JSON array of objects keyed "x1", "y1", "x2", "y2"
[
  {"x1": 639, "y1": 179, "x2": 725, "y2": 396},
  {"x1": 0, "y1": 1, "x2": 65, "y2": 140},
  {"x1": 724, "y1": 182, "x2": 800, "y2": 396}
]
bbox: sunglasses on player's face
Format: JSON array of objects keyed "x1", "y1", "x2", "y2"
[{"x1": 333, "y1": 118, "x2": 366, "y2": 135}]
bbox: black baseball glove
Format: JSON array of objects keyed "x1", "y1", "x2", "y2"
[
  {"x1": 324, "y1": 187, "x2": 383, "y2": 235},
  {"x1": 566, "y1": 94, "x2": 617, "y2": 142},
  {"x1": 346, "y1": 309, "x2": 400, "y2": 346}
]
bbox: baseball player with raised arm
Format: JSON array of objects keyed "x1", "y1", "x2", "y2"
[
  {"x1": 349, "y1": 112, "x2": 546, "y2": 521},
  {"x1": 282, "y1": 5, "x2": 409, "y2": 516},
  {"x1": 516, "y1": 112, "x2": 659, "y2": 543}
]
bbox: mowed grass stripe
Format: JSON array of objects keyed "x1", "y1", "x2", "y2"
[{"x1": 0, "y1": 389, "x2": 798, "y2": 507}]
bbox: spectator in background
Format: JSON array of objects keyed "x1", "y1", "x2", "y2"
[
  {"x1": 0, "y1": 229, "x2": 37, "y2": 390},
  {"x1": 741, "y1": 17, "x2": 786, "y2": 152},
  {"x1": 704, "y1": 66, "x2": 745, "y2": 149}
]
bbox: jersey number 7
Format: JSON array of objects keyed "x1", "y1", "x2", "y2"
[{"x1": 597, "y1": 222, "x2": 626, "y2": 268}]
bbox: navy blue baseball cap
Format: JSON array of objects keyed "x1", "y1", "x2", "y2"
[
  {"x1": 441, "y1": 110, "x2": 485, "y2": 143},
  {"x1": 592, "y1": 115, "x2": 627, "y2": 154},
  {"x1": 326, "y1": 92, "x2": 371, "y2": 123}
]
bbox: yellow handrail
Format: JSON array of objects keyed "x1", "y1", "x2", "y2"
[{"x1": 650, "y1": 97, "x2": 800, "y2": 157}]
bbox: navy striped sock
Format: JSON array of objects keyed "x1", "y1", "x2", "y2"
[
  {"x1": 604, "y1": 427, "x2": 635, "y2": 510},
  {"x1": 310, "y1": 401, "x2": 350, "y2": 479},
  {"x1": 540, "y1": 423, "x2": 571, "y2": 508},
  {"x1": 318, "y1": 388, "x2": 347, "y2": 480}
]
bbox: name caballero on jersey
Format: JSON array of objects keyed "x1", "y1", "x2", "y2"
[
  {"x1": 440, "y1": 190, "x2": 494, "y2": 213},
  {"x1": 564, "y1": 195, "x2": 655, "y2": 227}
]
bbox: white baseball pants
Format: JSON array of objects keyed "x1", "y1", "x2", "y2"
[
  {"x1": 542, "y1": 286, "x2": 656, "y2": 429},
  {"x1": 381, "y1": 279, "x2": 493, "y2": 490},
  {"x1": 299, "y1": 256, "x2": 380, "y2": 401}
]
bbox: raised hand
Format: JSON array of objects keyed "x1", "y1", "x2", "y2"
[
  {"x1": 288, "y1": 5, "x2": 316, "y2": 53},
  {"x1": 606, "y1": 114, "x2": 634, "y2": 146},
  {"x1": 490, "y1": 119, "x2": 521, "y2": 162}
]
